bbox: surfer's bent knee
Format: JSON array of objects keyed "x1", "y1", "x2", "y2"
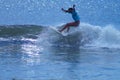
[{"x1": 75, "y1": 21, "x2": 80, "y2": 26}]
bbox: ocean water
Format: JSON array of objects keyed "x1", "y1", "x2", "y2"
[
  {"x1": 0, "y1": 24, "x2": 120, "y2": 80},
  {"x1": 0, "y1": 0, "x2": 120, "y2": 80}
]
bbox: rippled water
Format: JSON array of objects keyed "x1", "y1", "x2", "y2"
[{"x1": 0, "y1": 39, "x2": 120, "y2": 80}]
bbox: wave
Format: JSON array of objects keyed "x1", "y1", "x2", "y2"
[
  {"x1": 0, "y1": 25, "x2": 45, "y2": 45},
  {"x1": 0, "y1": 23, "x2": 120, "y2": 48},
  {"x1": 37, "y1": 23, "x2": 120, "y2": 48},
  {"x1": 0, "y1": 25, "x2": 44, "y2": 38}
]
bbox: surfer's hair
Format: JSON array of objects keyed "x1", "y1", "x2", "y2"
[{"x1": 68, "y1": 8, "x2": 74, "y2": 11}]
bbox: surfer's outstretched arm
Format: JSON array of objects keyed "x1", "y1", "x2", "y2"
[
  {"x1": 61, "y1": 4, "x2": 76, "y2": 13},
  {"x1": 61, "y1": 8, "x2": 69, "y2": 13},
  {"x1": 73, "y1": 4, "x2": 75, "y2": 9}
]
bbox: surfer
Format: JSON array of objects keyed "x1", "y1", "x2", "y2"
[{"x1": 59, "y1": 4, "x2": 80, "y2": 32}]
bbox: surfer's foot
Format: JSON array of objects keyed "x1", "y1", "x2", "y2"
[{"x1": 58, "y1": 30, "x2": 62, "y2": 32}]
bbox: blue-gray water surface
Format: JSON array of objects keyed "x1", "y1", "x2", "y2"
[{"x1": 0, "y1": 36, "x2": 120, "y2": 80}]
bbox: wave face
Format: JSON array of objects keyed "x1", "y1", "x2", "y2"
[
  {"x1": 0, "y1": 25, "x2": 43, "y2": 37},
  {"x1": 0, "y1": 25, "x2": 44, "y2": 46}
]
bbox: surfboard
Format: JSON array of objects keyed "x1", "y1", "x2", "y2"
[{"x1": 50, "y1": 27, "x2": 64, "y2": 36}]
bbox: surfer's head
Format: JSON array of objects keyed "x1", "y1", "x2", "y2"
[{"x1": 68, "y1": 8, "x2": 74, "y2": 13}]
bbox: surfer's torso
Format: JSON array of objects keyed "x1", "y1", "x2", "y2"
[{"x1": 71, "y1": 11, "x2": 80, "y2": 22}]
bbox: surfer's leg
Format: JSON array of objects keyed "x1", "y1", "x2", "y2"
[
  {"x1": 67, "y1": 21, "x2": 80, "y2": 32},
  {"x1": 59, "y1": 21, "x2": 80, "y2": 32},
  {"x1": 59, "y1": 23, "x2": 71, "y2": 32},
  {"x1": 67, "y1": 27, "x2": 70, "y2": 32}
]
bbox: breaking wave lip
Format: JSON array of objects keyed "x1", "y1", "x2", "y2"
[{"x1": 80, "y1": 23, "x2": 120, "y2": 49}]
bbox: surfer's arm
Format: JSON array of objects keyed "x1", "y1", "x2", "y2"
[
  {"x1": 61, "y1": 8, "x2": 69, "y2": 13},
  {"x1": 73, "y1": 4, "x2": 76, "y2": 10},
  {"x1": 73, "y1": 4, "x2": 75, "y2": 9}
]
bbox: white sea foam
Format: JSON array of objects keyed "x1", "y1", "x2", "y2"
[
  {"x1": 36, "y1": 23, "x2": 120, "y2": 48},
  {"x1": 80, "y1": 23, "x2": 120, "y2": 48}
]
